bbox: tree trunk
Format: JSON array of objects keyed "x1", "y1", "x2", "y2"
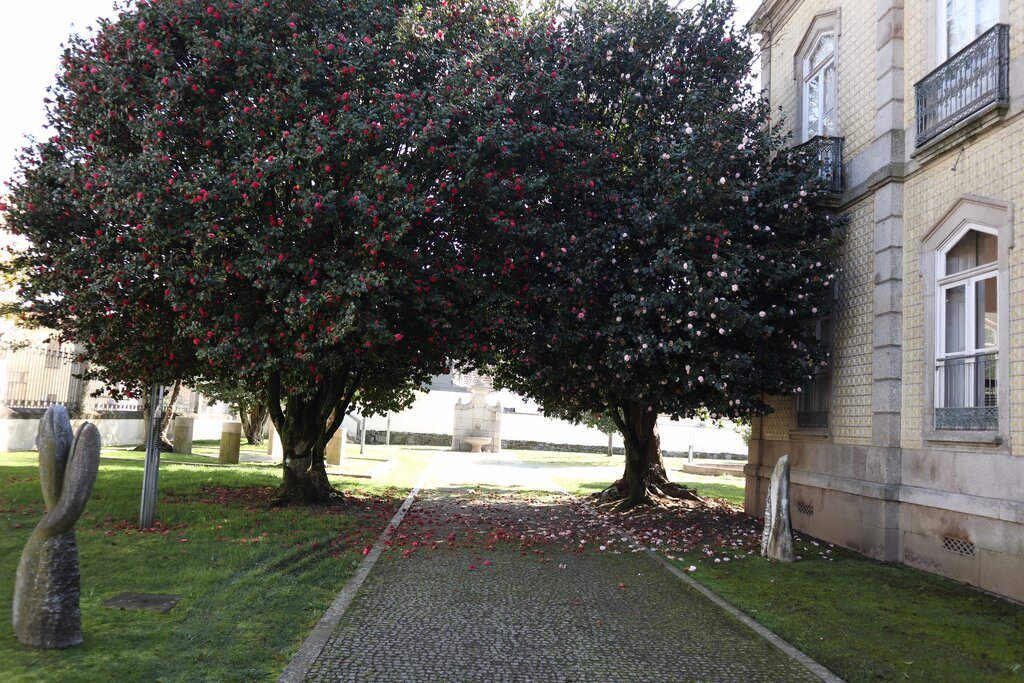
[
  {"x1": 133, "y1": 383, "x2": 176, "y2": 452},
  {"x1": 157, "y1": 382, "x2": 181, "y2": 451},
  {"x1": 602, "y1": 402, "x2": 701, "y2": 510},
  {"x1": 267, "y1": 370, "x2": 359, "y2": 504},
  {"x1": 238, "y1": 398, "x2": 268, "y2": 446}
]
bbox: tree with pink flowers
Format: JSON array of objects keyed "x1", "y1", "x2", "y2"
[
  {"x1": 475, "y1": 0, "x2": 841, "y2": 508},
  {"x1": 3, "y1": 0, "x2": 517, "y2": 502}
]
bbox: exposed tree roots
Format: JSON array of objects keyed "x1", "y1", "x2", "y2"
[{"x1": 597, "y1": 476, "x2": 703, "y2": 511}]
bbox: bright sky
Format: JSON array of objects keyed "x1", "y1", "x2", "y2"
[{"x1": 0, "y1": 0, "x2": 761, "y2": 188}]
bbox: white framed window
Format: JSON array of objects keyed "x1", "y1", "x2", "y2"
[
  {"x1": 802, "y1": 31, "x2": 837, "y2": 141},
  {"x1": 934, "y1": 225, "x2": 999, "y2": 431},
  {"x1": 938, "y1": 0, "x2": 999, "y2": 59}
]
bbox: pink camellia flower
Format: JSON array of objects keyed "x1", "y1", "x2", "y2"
[{"x1": 394, "y1": 333, "x2": 403, "y2": 341}]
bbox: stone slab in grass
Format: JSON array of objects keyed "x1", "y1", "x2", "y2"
[{"x1": 103, "y1": 592, "x2": 181, "y2": 613}]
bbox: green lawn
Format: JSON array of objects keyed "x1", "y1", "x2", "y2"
[
  {"x1": 666, "y1": 539, "x2": 1024, "y2": 682},
  {"x1": 512, "y1": 450, "x2": 1024, "y2": 682},
  {"x1": 0, "y1": 448, "x2": 432, "y2": 683},
  {"x1": 5, "y1": 446, "x2": 1023, "y2": 682}
]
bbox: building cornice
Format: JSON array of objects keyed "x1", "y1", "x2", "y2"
[{"x1": 748, "y1": 0, "x2": 803, "y2": 36}]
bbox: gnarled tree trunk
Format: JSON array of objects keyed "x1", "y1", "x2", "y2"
[
  {"x1": 267, "y1": 370, "x2": 359, "y2": 504},
  {"x1": 134, "y1": 383, "x2": 176, "y2": 452},
  {"x1": 157, "y1": 382, "x2": 181, "y2": 449},
  {"x1": 602, "y1": 401, "x2": 700, "y2": 510},
  {"x1": 238, "y1": 398, "x2": 268, "y2": 446}
]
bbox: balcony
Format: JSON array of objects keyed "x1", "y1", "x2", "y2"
[
  {"x1": 915, "y1": 24, "x2": 1009, "y2": 149},
  {"x1": 795, "y1": 136, "x2": 844, "y2": 196},
  {"x1": 935, "y1": 352, "x2": 998, "y2": 431}
]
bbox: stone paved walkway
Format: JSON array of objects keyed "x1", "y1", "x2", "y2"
[{"x1": 299, "y1": 452, "x2": 823, "y2": 682}]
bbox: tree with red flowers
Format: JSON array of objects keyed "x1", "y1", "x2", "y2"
[
  {"x1": 2, "y1": 0, "x2": 517, "y2": 502},
  {"x1": 473, "y1": 0, "x2": 840, "y2": 508}
]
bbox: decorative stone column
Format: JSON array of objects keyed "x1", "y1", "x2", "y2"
[
  {"x1": 326, "y1": 430, "x2": 346, "y2": 466},
  {"x1": 219, "y1": 422, "x2": 242, "y2": 464},
  {"x1": 172, "y1": 416, "x2": 194, "y2": 455}
]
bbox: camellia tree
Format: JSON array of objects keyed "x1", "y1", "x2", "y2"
[
  {"x1": 2, "y1": 0, "x2": 520, "y2": 501},
  {"x1": 470, "y1": 0, "x2": 841, "y2": 508}
]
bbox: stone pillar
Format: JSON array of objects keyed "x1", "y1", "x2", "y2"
[
  {"x1": 326, "y1": 430, "x2": 346, "y2": 466},
  {"x1": 871, "y1": 0, "x2": 906, "y2": 562},
  {"x1": 219, "y1": 422, "x2": 242, "y2": 464},
  {"x1": 266, "y1": 421, "x2": 283, "y2": 460},
  {"x1": 761, "y1": 455, "x2": 796, "y2": 562},
  {"x1": 743, "y1": 415, "x2": 766, "y2": 516},
  {"x1": 172, "y1": 416, "x2": 194, "y2": 455}
]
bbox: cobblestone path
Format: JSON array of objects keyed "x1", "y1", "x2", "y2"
[{"x1": 301, "y1": 453, "x2": 821, "y2": 682}]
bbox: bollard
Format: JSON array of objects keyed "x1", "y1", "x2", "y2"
[
  {"x1": 219, "y1": 422, "x2": 242, "y2": 464},
  {"x1": 326, "y1": 430, "x2": 347, "y2": 466},
  {"x1": 172, "y1": 416, "x2": 194, "y2": 455},
  {"x1": 266, "y1": 421, "x2": 283, "y2": 460}
]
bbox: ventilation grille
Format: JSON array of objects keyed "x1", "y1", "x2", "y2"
[
  {"x1": 796, "y1": 502, "x2": 814, "y2": 516},
  {"x1": 942, "y1": 537, "x2": 976, "y2": 556}
]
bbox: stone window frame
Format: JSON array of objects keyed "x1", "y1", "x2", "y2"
[
  {"x1": 792, "y1": 11, "x2": 842, "y2": 144},
  {"x1": 920, "y1": 195, "x2": 1013, "y2": 447}
]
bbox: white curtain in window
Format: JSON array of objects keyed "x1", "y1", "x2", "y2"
[
  {"x1": 945, "y1": 0, "x2": 998, "y2": 56},
  {"x1": 804, "y1": 33, "x2": 837, "y2": 140}
]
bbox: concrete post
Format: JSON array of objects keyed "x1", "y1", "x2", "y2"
[
  {"x1": 219, "y1": 421, "x2": 242, "y2": 464},
  {"x1": 266, "y1": 421, "x2": 283, "y2": 460},
  {"x1": 172, "y1": 416, "x2": 194, "y2": 455},
  {"x1": 326, "y1": 430, "x2": 346, "y2": 466}
]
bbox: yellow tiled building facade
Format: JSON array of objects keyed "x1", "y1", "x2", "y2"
[{"x1": 748, "y1": 0, "x2": 1024, "y2": 601}]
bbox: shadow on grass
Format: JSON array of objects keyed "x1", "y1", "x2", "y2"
[{"x1": 0, "y1": 459, "x2": 403, "y2": 683}]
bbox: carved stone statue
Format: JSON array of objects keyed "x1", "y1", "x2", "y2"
[
  {"x1": 760, "y1": 454, "x2": 796, "y2": 562},
  {"x1": 13, "y1": 405, "x2": 101, "y2": 648}
]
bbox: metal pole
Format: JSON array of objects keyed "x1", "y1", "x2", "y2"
[
  {"x1": 385, "y1": 413, "x2": 391, "y2": 446},
  {"x1": 139, "y1": 383, "x2": 165, "y2": 529},
  {"x1": 359, "y1": 415, "x2": 366, "y2": 455},
  {"x1": 607, "y1": 431, "x2": 613, "y2": 457}
]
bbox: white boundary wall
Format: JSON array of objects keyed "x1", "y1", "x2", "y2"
[
  {"x1": 0, "y1": 411, "x2": 235, "y2": 453},
  {"x1": 362, "y1": 389, "x2": 746, "y2": 455}
]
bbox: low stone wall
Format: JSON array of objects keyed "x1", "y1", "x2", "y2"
[
  {"x1": 363, "y1": 430, "x2": 743, "y2": 460},
  {"x1": 0, "y1": 412, "x2": 145, "y2": 452},
  {"x1": 364, "y1": 430, "x2": 450, "y2": 447}
]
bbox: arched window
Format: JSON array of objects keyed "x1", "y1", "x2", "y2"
[
  {"x1": 803, "y1": 32, "x2": 837, "y2": 140},
  {"x1": 935, "y1": 225, "x2": 998, "y2": 430}
]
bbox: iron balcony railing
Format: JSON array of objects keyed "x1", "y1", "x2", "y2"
[
  {"x1": 935, "y1": 351, "x2": 998, "y2": 431},
  {"x1": 915, "y1": 24, "x2": 1010, "y2": 148},
  {"x1": 796, "y1": 370, "x2": 830, "y2": 429},
  {"x1": 795, "y1": 136, "x2": 844, "y2": 195}
]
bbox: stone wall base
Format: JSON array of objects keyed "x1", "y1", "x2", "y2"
[{"x1": 746, "y1": 439, "x2": 1024, "y2": 603}]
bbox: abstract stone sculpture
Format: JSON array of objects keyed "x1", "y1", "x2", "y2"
[
  {"x1": 13, "y1": 405, "x2": 101, "y2": 648},
  {"x1": 760, "y1": 454, "x2": 795, "y2": 562}
]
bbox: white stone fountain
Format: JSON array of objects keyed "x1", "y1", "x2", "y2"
[{"x1": 451, "y1": 370, "x2": 502, "y2": 453}]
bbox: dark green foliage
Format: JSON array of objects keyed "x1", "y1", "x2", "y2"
[
  {"x1": 465, "y1": 0, "x2": 840, "y2": 504},
  {"x1": 3, "y1": 0, "x2": 520, "y2": 500}
]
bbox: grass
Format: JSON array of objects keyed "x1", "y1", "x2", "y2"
[
  {"x1": 509, "y1": 449, "x2": 747, "y2": 505},
  {"x1": 0, "y1": 446, "x2": 434, "y2": 683},
  {"x1": 5, "y1": 446, "x2": 1023, "y2": 682},
  {"x1": 509, "y1": 450, "x2": 1024, "y2": 682},
  {"x1": 666, "y1": 538, "x2": 1024, "y2": 682}
]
